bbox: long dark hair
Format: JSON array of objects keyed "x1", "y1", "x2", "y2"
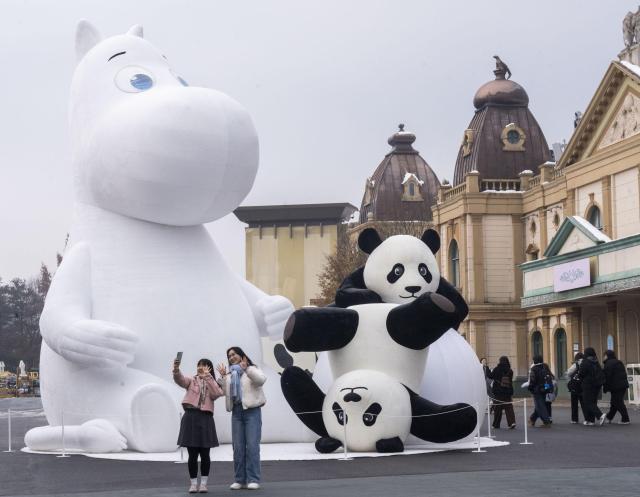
[
  {"x1": 226, "y1": 346, "x2": 254, "y2": 367},
  {"x1": 197, "y1": 358, "x2": 216, "y2": 379},
  {"x1": 498, "y1": 356, "x2": 511, "y2": 369},
  {"x1": 584, "y1": 347, "x2": 597, "y2": 359},
  {"x1": 604, "y1": 349, "x2": 616, "y2": 361}
]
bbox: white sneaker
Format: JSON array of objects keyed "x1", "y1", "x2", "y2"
[
  {"x1": 571, "y1": 421, "x2": 578, "y2": 424},
  {"x1": 189, "y1": 483, "x2": 199, "y2": 493},
  {"x1": 230, "y1": 482, "x2": 244, "y2": 490},
  {"x1": 598, "y1": 414, "x2": 607, "y2": 426},
  {"x1": 247, "y1": 482, "x2": 261, "y2": 490},
  {"x1": 619, "y1": 421, "x2": 631, "y2": 425},
  {"x1": 583, "y1": 421, "x2": 595, "y2": 426}
]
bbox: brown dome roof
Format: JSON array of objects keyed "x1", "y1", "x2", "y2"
[
  {"x1": 473, "y1": 78, "x2": 529, "y2": 109},
  {"x1": 359, "y1": 125, "x2": 440, "y2": 223}
]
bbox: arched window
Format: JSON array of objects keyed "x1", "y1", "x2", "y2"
[
  {"x1": 555, "y1": 328, "x2": 567, "y2": 377},
  {"x1": 531, "y1": 331, "x2": 543, "y2": 359},
  {"x1": 409, "y1": 183, "x2": 415, "y2": 196},
  {"x1": 607, "y1": 334, "x2": 615, "y2": 352},
  {"x1": 449, "y1": 240, "x2": 460, "y2": 288},
  {"x1": 587, "y1": 206, "x2": 602, "y2": 230}
]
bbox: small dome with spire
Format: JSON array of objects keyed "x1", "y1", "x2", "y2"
[{"x1": 359, "y1": 125, "x2": 440, "y2": 223}]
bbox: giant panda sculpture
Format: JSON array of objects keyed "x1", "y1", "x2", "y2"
[{"x1": 281, "y1": 228, "x2": 477, "y2": 453}]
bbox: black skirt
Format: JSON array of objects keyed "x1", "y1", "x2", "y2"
[{"x1": 177, "y1": 408, "x2": 219, "y2": 448}]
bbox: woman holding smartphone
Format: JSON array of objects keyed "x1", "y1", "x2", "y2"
[
  {"x1": 216, "y1": 347, "x2": 266, "y2": 491},
  {"x1": 173, "y1": 356, "x2": 224, "y2": 493}
]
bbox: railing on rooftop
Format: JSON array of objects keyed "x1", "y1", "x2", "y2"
[
  {"x1": 442, "y1": 183, "x2": 467, "y2": 201},
  {"x1": 480, "y1": 179, "x2": 521, "y2": 192}
]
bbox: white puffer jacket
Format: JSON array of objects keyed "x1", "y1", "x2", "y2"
[{"x1": 218, "y1": 365, "x2": 267, "y2": 412}]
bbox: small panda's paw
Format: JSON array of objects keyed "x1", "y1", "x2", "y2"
[
  {"x1": 315, "y1": 436, "x2": 342, "y2": 453},
  {"x1": 375, "y1": 437, "x2": 404, "y2": 453}
]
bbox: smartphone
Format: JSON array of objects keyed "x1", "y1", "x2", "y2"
[{"x1": 175, "y1": 352, "x2": 183, "y2": 365}]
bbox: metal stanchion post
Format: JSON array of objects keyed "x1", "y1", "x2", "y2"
[
  {"x1": 3, "y1": 408, "x2": 12, "y2": 453},
  {"x1": 56, "y1": 410, "x2": 70, "y2": 458},
  {"x1": 473, "y1": 404, "x2": 486, "y2": 453},
  {"x1": 519, "y1": 398, "x2": 533, "y2": 445},
  {"x1": 486, "y1": 402, "x2": 494, "y2": 438},
  {"x1": 338, "y1": 413, "x2": 352, "y2": 461}
]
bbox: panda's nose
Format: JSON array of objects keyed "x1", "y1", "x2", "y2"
[
  {"x1": 343, "y1": 392, "x2": 362, "y2": 402},
  {"x1": 405, "y1": 286, "x2": 421, "y2": 294}
]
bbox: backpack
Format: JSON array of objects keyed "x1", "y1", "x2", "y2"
[
  {"x1": 567, "y1": 366, "x2": 582, "y2": 394},
  {"x1": 539, "y1": 368, "x2": 555, "y2": 395}
]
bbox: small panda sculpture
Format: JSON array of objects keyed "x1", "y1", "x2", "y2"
[
  {"x1": 323, "y1": 370, "x2": 411, "y2": 453},
  {"x1": 281, "y1": 228, "x2": 477, "y2": 453}
]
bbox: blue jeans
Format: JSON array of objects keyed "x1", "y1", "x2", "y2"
[
  {"x1": 530, "y1": 393, "x2": 551, "y2": 424},
  {"x1": 231, "y1": 404, "x2": 262, "y2": 484}
]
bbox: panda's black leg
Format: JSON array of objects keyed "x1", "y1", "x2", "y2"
[
  {"x1": 376, "y1": 437, "x2": 404, "y2": 453},
  {"x1": 315, "y1": 437, "x2": 342, "y2": 453},
  {"x1": 280, "y1": 366, "x2": 328, "y2": 437},
  {"x1": 406, "y1": 388, "x2": 477, "y2": 443},
  {"x1": 386, "y1": 292, "x2": 459, "y2": 350},
  {"x1": 284, "y1": 307, "x2": 359, "y2": 353}
]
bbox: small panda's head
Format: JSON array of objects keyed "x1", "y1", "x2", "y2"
[
  {"x1": 360, "y1": 228, "x2": 441, "y2": 304},
  {"x1": 322, "y1": 370, "x2": 411, "y2": 452}
]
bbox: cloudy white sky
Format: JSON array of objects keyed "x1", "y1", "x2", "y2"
[{"x1": 0, "y1": 1, "x2": 634, "y2": 280}]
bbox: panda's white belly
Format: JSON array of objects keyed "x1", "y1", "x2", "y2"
[{"x1": 328, "y1": 303, "x2": 428, "y2": 392}]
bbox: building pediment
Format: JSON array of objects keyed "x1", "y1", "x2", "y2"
[
  {"x1": 544, "y1": 216, "x2": 610, "y2": 257},
  {"x1": 560, "y1": 61, "x2": 640, "y2": 167}
]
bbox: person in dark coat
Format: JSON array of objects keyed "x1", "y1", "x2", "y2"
[
  {"x1": 578, "y1": 347, "x2": 606, "y2": 426},
  {"x1": 481, "y1": 357, "x2": 492, "y2": 397},
  {"x1": 527, "y1": 355, "x2": 552, "y2": 427},
  {"x1": 603, "y1": 350, "x2": 630, "y2": 424},
  {"x1": 490, "y1": 356, "x2": 516, "y2": 429},
  {"x1": 565, "y1": 352, "x2": 585, "y2": 424}
]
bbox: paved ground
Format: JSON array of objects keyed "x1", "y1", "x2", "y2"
[{"x1": 1, "y1": 397, "x2": 639, "y2": 497}]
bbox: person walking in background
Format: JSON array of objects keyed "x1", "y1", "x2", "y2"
[
  {"x1": 490, "y1": 356, "x2": 516, "y2": 429},
  {"x1": 566, "y1": 352, "x2": 585, "y2": 424},
  {"x1": 527, "y1": 355, "x2": 552, "y2": 427},
  {"x1": 603, "y1": 349, "x2": 631, "y2": 425},
  {"x1": 217, "y1": 347, "x2": 266, "y2": 491},
  {"x1": 578, "y1": 347, "x2": 607, "y2": 426},
  {"x1": 173, "y1": 358, "x2": 224, "y2": 494}
]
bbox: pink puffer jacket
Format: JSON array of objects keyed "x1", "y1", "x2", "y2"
[{"x1": 173, "y1": 369, "x2": 224, "y2": 413}]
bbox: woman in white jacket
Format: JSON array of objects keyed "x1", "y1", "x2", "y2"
[{"x1": 217, "y1": 347, "x2": 266, "y2": 490}]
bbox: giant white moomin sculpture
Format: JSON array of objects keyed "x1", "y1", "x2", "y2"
[{"x1": 25, "y1": 21, "x2": 303, "y2": 453}]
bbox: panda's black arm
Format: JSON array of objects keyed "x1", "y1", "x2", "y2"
[
  {"x1": 334, "y1": 267, "x2": 383, "y2": 308},
  {"x1": 386, "y1": 292, "x2": 459, "y2": 350},
  {"x1": 436, "y1": 278, "x2": 469, "y2": 330},
  {"x1": 284, "y1": 307, "x2": 359, "y2": 352}
]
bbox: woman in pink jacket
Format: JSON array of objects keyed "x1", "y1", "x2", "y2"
[{"x1": 173, "y1": 358, "x2": 224, "y2": 493}]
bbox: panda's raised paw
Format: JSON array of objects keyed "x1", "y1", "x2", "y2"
[
  {"x1": 315, "y1": 436, "x2": 342, "y2": 454},
  {"x1": 375, "y1": 437, "x2": 405, "y2": 453},
  {"x1": 418, "y1": 292, "x2": 454, "y2": 313}
]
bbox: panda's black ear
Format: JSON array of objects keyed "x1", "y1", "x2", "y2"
[
  {"x1": 358, "y1": 228, "x2": 383, "y2": 254},
  {"x1": 421, "y1": 229, "x2": 440, "y2": 254}
]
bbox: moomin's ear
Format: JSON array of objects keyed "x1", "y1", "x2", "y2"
[
  {"x1": 127, "y1": 24, "x2": 144, "y2": 38},
  {"x1": 358, "y1": 228, "x2": 383, "y2": 254},
  {"x1": 421, "y1": 229, "x2": 440, "y2": 254},
  {"x1": 75, "y1": 20, "x2": 102, "y2": 62}
]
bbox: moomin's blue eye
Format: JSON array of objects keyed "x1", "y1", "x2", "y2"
[{"x1": 130, "y1": 73, "x2": 154, "y2": 90}]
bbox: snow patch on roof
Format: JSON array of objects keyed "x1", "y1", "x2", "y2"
[
  {"x1": 402, "y1": 172, "x2": 424, "y2": 185},
  {"x1": 572, "y1": 216, "x2": 611, "y2": 242},
  {"x1": 620, "y1": 60, "x2": 640, "y2": 79}
]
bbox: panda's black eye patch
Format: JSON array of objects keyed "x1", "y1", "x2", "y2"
[
  {"x1": 418, "y1": 263, "x2": 432, "y2": 283},
  {"x1": 387, "y1": 264, "x2": 405, "y2": 283},
  {"x1": 332, "y1": 402, "x2": 347, "y2": 425},
  {"x1": 362, "y1": 402, "x2": 382, "y2": 426}
]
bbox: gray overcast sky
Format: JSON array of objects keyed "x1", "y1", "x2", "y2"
[{"x1": 0, "y1": 1, "x2": 633, "y2": 280}]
